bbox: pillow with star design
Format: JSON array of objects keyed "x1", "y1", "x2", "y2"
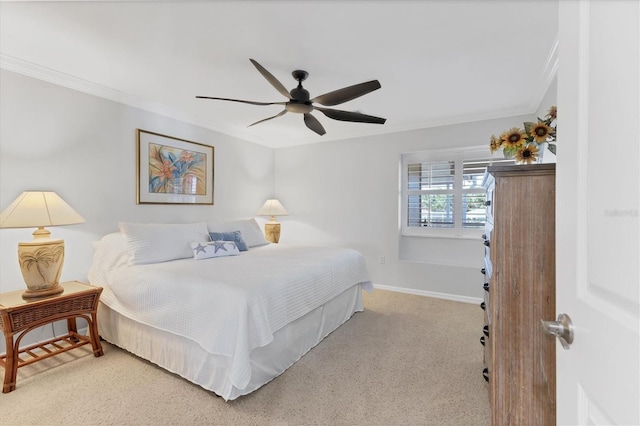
[
  {"x1": 190, "y1": 241, "x2": 240, "y2": 260},
  {"x1": 208, "y1": 230, "x2": 249, "y2": 251}
]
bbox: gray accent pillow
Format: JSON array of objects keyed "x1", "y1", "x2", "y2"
[{"x1": 209, "y1": 231, "x2": 248, "y2": 251}]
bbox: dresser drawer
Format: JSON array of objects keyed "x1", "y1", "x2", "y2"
[
  {"x1": 484, "y1": 219, "x2": 493, "y2": 238},
  {"x1": 483, "y1": 290, "x2": 490, "y2": 324},
  {"x1": 483, "y1": 256, "x2": 492, "y2": 280}
]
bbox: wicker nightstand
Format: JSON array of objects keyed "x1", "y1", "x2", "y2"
[{"x1": 0, "y1": 281, "x2": 103, "y2": 393}]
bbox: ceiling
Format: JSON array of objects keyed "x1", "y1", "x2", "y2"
[{"x1": 0, "y1": 1, "x2": 559, "y2": 149}]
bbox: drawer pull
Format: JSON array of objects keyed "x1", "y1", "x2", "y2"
[
  {"x1": 483, "y1": 282, "x2": 490, "y2": 292},
  {"x1": 480, "y1": 301, "x2": 486, "y2": 310},
  {"x1": 482, "y1": 368, "x2": 489, "y2": 382},
  {"x1": 480, "y1": 335, "x2": 485, "y2": 346},
  {"x1": 483, "y1": 325, "x2": 489, "y2": 337}
]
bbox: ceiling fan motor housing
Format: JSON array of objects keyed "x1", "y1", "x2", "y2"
[
  {"x1": 289, "y1": 86, "x2": 310, "y2": 101},
  {"x1": 289, "y1": 69, "x2": 311, "y2": 104}
]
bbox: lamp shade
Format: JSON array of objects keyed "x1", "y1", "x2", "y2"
[
  {"x1": 257, "y1": 199, "x2": 288, "y2": 218},
  {"x1": 0, "y1": 191, "x2": 85, "y2": 229}
]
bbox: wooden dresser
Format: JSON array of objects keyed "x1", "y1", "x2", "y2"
[{"x1": 481, "y1": 163, "x2": 556, "y2": 425}]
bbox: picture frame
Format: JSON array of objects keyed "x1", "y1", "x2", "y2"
[{"x1": 136, "y1": 129, "x2": 214, "y2": 205}]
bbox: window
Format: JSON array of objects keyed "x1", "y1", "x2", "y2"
[{"x1": 401, "y1": 147, "x2": 514, "y2": 238}]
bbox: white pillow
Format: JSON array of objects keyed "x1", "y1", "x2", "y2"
[
  {"x1": 208, "y1": 218, "x2": 269, "y2": 248},
  {"x1": 190, "y1": 241, "x2": 240, "y2": 260},
  {"x1": 88, "y1": 232, "x2": 129, "y2": 284},
  {"x1": 118, "y1": 222, "x2": 210, "y2": 265}
]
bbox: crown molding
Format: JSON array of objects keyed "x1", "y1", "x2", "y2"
[
  {"x1": 529, "y1": 33, "x2": 559, "y2": 111},
  {"x1": 1, "y1": 53, "x2": 122, "y2": 100},
  {"x1": 0, "y1": 54, "x2": 271, "y2": 146}
]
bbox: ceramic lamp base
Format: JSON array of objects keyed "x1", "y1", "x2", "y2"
[
  {"x1": 264, "y1": 222, "x2": 281, "y2": 244},
  {"x1": 18, "y1": 238, "x2": 65, "y2": 299},
  {"x1": 22, "y1": 283, "x2": 64, "y2": 300}
]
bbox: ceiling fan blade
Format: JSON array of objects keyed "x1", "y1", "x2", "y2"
[
  {"x1": 303, "y1": 113, "x2": 326, "y2": 136},
  {"x1": 315, "y1": 107, "x2": 386, "y2": 124},
  {"x1": 249, "y1": 59, "x2": 292, "y2": 100},
  {"x1": 311, "y1": 80, "x2": 382, "y2": 106},
  {"x1": 195, "y1": 96, "x2": 286, "y2": 107},
  {"x1": 248, "y1": 110, "x2": 288, "y2": 127}
]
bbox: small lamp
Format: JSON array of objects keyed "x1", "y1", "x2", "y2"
[
  {"x1": 257, "y1": 199, "x2": 288, "y2": 243},
  {"x1": 0, "y1": 191, "x2": 85, "y2": 299}
]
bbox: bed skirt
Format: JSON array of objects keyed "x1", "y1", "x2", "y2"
[{"x1": 97, "y1": 284, "x2": 364, "y2": 401}]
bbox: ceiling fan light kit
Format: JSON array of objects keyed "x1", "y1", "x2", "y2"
[{"x1": 196, "y1": 59, "x2": 386, "y2": 136}]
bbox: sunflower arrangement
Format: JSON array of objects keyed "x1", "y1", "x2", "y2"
[{"x1": 489, "y1": 106, "x2": 557, "y2": 164}]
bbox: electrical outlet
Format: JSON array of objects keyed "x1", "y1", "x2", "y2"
[{"x1": 380, "y1": 256, "x2": 385, "y2": 264}]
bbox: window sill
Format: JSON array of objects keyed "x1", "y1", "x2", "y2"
[{"x1": 401, "y1": 230, "x2": 484, "y2": 240}]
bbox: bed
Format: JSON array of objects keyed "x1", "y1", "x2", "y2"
[{"x1": 87, "y1": 219, "x2": 372, "y2": 401}]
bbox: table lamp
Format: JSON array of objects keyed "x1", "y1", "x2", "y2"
[
  {"x1": 257, "y1": 199, "x2": 288, "y2": 243},
  {"x1": 0, "y1": 191, "x2": 85, "y2": 299}
]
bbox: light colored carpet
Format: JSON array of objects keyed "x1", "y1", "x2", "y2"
[{"x1": 0, "y1": 289, "x2": 490, "y2": 426}]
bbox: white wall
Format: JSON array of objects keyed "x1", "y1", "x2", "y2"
[
  {"x1": 0, "y1": 70, "x2": 275, "y2": 292},
  {"x1": 274, "y1": 85, "x2": 557, "y2": 300}
]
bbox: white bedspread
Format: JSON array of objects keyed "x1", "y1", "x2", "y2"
[{"x1": 94, "y1": 243, "x2": 371, "y2": 390}]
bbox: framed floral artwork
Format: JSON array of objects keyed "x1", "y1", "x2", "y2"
[{"x1": 136, "y1": 129, "x2": 214, "y2": 205}]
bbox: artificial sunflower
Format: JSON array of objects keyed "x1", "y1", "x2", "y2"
[
  {"x1": 526, "y1": 121, "x2": 555, "y2": 143},
  {"x1": 489, "y1": 135, "x2": 502, "y2": 153},
  {"x1": 545, "y1": 105, "x2": 557, "y2": 120},
  {"x1": 501, "y1": 127, "x2": 527, "y2": 149},
  {"x1": 514, "y1": 144, "x2": 539, "y2": 164}
]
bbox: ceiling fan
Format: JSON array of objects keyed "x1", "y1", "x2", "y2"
[{"x1": 196, "y1": 59, "x2": 386, "y2": 136}]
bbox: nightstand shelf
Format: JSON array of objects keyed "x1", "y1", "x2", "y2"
[{"x1": 0, "y1": 281, "x2": 103, "y2": 393}]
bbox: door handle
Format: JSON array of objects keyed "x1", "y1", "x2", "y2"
[{"x1": 541, "y1": 313, "x2": 574, "y2": 350}]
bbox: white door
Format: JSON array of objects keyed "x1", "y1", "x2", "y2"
[{"x1": 556, "y1": 1, "x2": 639, "y2": 425}]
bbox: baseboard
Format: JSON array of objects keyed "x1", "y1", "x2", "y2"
[{"x1": 372, "y1": 284, "x2": 483, "y2": 305}]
